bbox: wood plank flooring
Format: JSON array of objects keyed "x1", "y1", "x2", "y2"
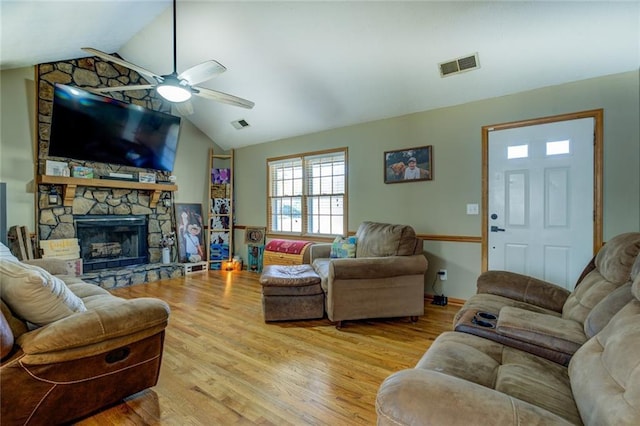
[{"x1": 74, "y1": 270, "x2": 460, "y2": 425}]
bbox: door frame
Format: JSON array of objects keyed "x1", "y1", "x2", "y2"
[{"x1": 481, "y1": 109, "x2": 603, "y2": 272}]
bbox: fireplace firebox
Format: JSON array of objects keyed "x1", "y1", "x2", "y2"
[{"x1": 75, "y1": 215, "x2": 148, "y2": 272}]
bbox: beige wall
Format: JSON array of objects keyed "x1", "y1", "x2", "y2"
[
  {"x1": 234, "y1": 71, "x2": 640, "y2": 299},
  {"x1": 0, "y1": 67, "x2": 38, "y2": 231},
  {"x1": 2, "y1": 67, "x2": 638, "y2": 299}
]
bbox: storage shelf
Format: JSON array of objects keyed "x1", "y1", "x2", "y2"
[
  {"x1": 207, "y1": 149, "x2": 234, "y2": 270},
  {"x1": 37, "y1": 175, "x2": 177, "y2": 208}
]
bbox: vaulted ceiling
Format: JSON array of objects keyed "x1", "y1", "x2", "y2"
[{"x1": 2, "y1": 1, "x2": 638, "y2": 150}]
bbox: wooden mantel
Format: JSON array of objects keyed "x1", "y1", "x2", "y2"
[{"x1": 37, "y1": 175, "x2": 178, "y2": 208}]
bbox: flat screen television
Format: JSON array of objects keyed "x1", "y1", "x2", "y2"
[{"x1": 48, "y1": 84, "x2": 181, "y2": 172}]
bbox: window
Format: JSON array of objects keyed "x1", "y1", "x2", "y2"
[
  {"x1": 546, "y1": 140, "x2": 570, "y2": 156},
  {"x1": 507, "y1": 144, "x2": 529, "y2": 159},
  {"x1": 268, "y1": 148, "x2": 347, "y2": 237}
]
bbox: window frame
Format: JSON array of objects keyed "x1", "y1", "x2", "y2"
[{"x1": 266, "y1": 148, "x2": 348, "y2": 239}]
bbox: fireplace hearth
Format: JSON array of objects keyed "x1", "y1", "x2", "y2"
[{"x1": 75, "y1": 215, "x2": 148, "y2": 272}]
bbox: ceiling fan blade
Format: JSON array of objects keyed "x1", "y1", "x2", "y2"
[
  {"x1": 178, "y1": 60, "x2": 226, "y2": 86},
  {"x1": 89, "y1": 84, "x2": 155, "y2": 93},
  {"x1": 193, "y1": 86, "x2": 255, "y2": 109},
  {"x1": 82, "y1": 47, "x2": 162, "y2": 82},
  {"x1": 173, "y1": 100, "x2": 195, "y2": 116}
]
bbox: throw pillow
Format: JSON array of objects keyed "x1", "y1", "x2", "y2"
[
  {"x1": 0, "y1": 242, "x2": 18, "y2": 262},
  {"x1": 0, "y1": 258, "x2": 87, "y2": 326},
  {"x1": 330, "y1": 236, "x2": 357, "y2": 259}
]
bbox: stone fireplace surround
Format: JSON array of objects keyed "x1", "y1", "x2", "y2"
[
  {"x1": 38, "y1": 185, "x2": 183, "y2": 288},
  {"x1": 34, "y1": 50, "x2": 185, "y2": 288}
]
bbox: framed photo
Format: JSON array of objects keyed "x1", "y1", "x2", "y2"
[
  {"x1": 174, "y1": 203, "x2": 205, "y2": 263},
  {"x1": 244, "y1": 227, "x2": 266, "y2": 245},
  {"x1": 384, "y1": 145, "x2": 433, "y2": 184},
  {"x1": 139, "y1": 172, "x2": 156, "y2": 183},
  {"x1": 211, "y1": 168, "x2": 231, "y2": 184},
  {"x1": 72, "y1": 166, "x2": 93, "y2": 179},
  {"x1": 45, "y1": 160, "x2": 69, "y2": 176}
]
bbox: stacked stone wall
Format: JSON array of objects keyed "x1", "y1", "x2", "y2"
[{"x1": 34, "y1": 55, "x2": 183, "y2": 288}]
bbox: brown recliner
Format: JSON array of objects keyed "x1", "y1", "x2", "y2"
[
  {"x1": 376, "y1": 269, "x2": 640, "y2": 425},
  {"x1": 311, "y1": 222, "x2": 428, "y2": 328},
  {"x1": 1, "y1": 256, "x2": 170, "y2": 425},
  {"x1": 453, "y1": 232, "x2": 640, "y2": 365}
]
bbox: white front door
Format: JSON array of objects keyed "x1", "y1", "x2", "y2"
[{"x1": 486, "y1": 116, "x2": 597, "y2": 290}]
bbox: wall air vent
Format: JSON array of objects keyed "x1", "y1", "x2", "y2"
[
  {"x1": 231, "y1": 119, "x2": 250, "y2": 130},
  {"x1": 439, "y1": 53, "x2": 480, "y2": 77}
]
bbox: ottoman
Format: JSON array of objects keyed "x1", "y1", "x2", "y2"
[{"x1": 259, "y1": 264, "x2": 324, "y2": 321}]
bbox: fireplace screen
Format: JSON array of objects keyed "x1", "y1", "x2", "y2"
[{"x1": 75, "y1": 215, "x2": 148, "y2": 272}]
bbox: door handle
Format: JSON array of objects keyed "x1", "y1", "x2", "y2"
[{"x1": 490, "y1": 226, "x2": 505, "y2": 232}]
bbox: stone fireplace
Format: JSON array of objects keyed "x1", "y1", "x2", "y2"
[
  {"x1": 37, "y1": 185, "x2": 183, "y2": 288},
  {"x1": 75, "y1": 215, "x2": 148, "y2": 272},
  {"x1": 33, "y1": 52, "x2": 184, "y2": 288}
]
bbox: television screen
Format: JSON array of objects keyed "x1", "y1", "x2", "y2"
[{"x1": 48, "y1": 84, "x2": 181, "y2": 172}]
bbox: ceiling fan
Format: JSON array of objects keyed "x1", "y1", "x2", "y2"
[{"x1": 81, "y1": 0, "x2": 254, "y2": 113}]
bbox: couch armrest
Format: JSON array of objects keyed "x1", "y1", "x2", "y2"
[
  {"x1": 496, "y1": 307, "x2": 586, "y2": 355},
  {"x1": 376, "y1": 369, "x2": 572, "y2": 425},
  {"x1": 16, "y1": 297, "x2": 170, "y2": 360},
  {"x1": 477, "y1": 270, "x2": 570, "y2": 313},
  {"x1": 330, "y1": 255, "x2": 427, "y2": 280},
  {"x1": 22, "y1": 258, "x2": 70, "y2": 275},
  {"x1": 310, "y1": 243, "x2": 331, "y2": 262}
]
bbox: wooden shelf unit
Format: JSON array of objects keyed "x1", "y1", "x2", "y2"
[
  {"x1": 37, "y1": 175, "x2": 178, "y2": 208},
  {"x1": 206, "y1": 149, "x2": 234, "y2": 270}
]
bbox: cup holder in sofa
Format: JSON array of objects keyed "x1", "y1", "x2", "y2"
[
  {"x1": 472, "y1": 311, "x2": 497, "y2": 328},
  {"x1": 477, "y1": 312, "x2": 497, "y2": 320},
  {"x1": 472, "y1": 316, "x2": 495, "y2": 328}
]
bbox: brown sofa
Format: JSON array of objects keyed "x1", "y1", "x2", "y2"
[
  {"x1": 376, "y1": 254, "x2": 640, "y2": 425},
  {"x1": 453, "y1": 232, "x2": 640, "y2": 365},
  {"x1": 1, "y1": 244, "x2": 170, "y2": 425},
  {"x1": 311, "y1": 222, "x2": 427, "y2": 328}
]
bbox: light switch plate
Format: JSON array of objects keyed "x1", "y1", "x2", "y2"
[{"x1": 466, "y1": 203, "x2": 479, "y2": 215}]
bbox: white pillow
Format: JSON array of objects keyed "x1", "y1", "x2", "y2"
[
  {"x1": 0, "y1": 258, "x2": 87, "y2": 326},
  {"x1": 0, "y1": 242, "x2": 18, "y2": 262}
]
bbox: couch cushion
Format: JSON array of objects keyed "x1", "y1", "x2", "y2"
[
  {"x1": 594, "y1": 232, "x2": 640, "y2": 283},
  {"x1": 562, "y1": 233, "x2": 640, "y2": 325},
  {"x1": 311, "y1": 258, "x2": 330, "y2": 292},
  {"x1": 354, "y1": 222, "x2": 419, "y2": 257},
  {"x1": 417, "y1": 331, "x2": 581, "y2": 424},
  {"x1": 583, "y1": 281, "x2": 634, "y2": 338},
  {"x1": 0, "y1": 258, "x2": 87, "y2": 326},
  {"x1": 453, "y1": 292, "x2": 562, "y2": 326},
  {"x1": 496, "y1": 306, "x2": 586, "y2": 355},
  {"x1": 569, "y1": 275, "x2": 640, "y2": 426}
]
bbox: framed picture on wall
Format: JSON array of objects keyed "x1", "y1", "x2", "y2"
[
  {"x1": 384, "y1": 145, "x2": 433, "y2": 184},
  {"x1": 174, "y1": 203, "x2": 205, "y2": 263},
  {"x1": 244, "y1": 227, "x2": 266, "y2": 245}
]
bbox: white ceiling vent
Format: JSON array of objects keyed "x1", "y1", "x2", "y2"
[
  {"x1": 231, "y1": 119, "x2": 250, "y2": 130},
  {"x1": 439, "y1": 53, "x2": 480, "y2": 77}
]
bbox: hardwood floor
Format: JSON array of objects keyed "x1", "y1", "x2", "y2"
[{"x1": 75, "y1": 271, "x2": 460, "y2": 425}]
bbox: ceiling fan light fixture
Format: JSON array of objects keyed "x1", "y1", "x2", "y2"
[{"x1": 156, "y1": 76, "x2": 192, "y2": 102}]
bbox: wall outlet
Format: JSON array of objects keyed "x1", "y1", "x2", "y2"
[{"x1": 438, "y1": 269, "x2": 447, "y2": 281}]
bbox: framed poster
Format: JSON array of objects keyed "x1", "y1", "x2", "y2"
[
  {"x1": 244, "y1": 227, "x2": 266, "y2": 245},
  {"x1": 384, "y1": 145, "x2": 433, "y2": 184},
  {"x1": 138, "y1": 172, "x2": 156, "y2": 183},
  {"x1": 174, "y1": 203, "x2": 205, "y2": 263}
]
